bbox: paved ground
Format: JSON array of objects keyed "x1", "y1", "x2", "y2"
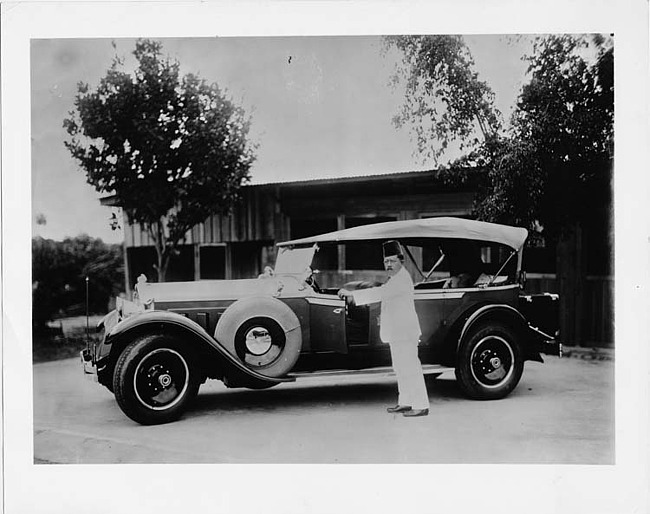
[{"x1": 33, "y1": 354, "x2": 614, "y2": 464}]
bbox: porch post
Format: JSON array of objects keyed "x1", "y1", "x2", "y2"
[{"x1": 337, "y1": 214, "x2": 346, "y2": 271}]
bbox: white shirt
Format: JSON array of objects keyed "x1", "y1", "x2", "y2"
[{"x1": 350, "y1": 267, "x2": 421, "y2": 343}]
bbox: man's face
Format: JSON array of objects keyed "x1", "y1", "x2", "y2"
[{"x1": 383, "y1": 256, "x2": 403, "y2": 276}]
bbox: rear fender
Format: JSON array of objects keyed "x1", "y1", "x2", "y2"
[
  {"x1": 457, "y1": 304, "x2": 543, "y2": 362},
  {"x1": 106, "y1": 310, "x2": 293, "y2": 388}
]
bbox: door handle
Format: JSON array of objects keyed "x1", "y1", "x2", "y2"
[{"x1": 333, "y1": 308, "x2": 343, "y2": 314}]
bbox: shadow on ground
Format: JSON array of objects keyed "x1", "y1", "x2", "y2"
[{"x1": 188, "y1": 375, "x2": 464, "y2": 418}]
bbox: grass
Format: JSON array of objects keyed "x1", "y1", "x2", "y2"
[{"x1": 33, "y1": 315, "x2": 105, "y2": 363}]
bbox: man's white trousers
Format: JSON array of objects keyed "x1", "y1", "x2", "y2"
[{"x1": 388, "y1": 340, "x2": 430, "y2": 410}]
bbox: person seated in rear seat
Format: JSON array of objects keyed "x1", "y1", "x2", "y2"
[
  {"x1": 443, "y1": 244, "x2": 485, "y2": 289},
  {"x1": 473, "y1": 272, "x2": 493, "y2": 286}
]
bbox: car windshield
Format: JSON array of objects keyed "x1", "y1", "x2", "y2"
[{"x1": 274, "y1": 245, "x2": 317, "y2": 275}]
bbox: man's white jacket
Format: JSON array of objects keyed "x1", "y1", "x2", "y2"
[{"x1": 350, "y1": 267, "x2": 421, "y2": 344}]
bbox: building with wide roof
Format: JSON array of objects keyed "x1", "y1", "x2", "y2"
[{"x1": 102, "y1": 168, "x2": 611, "y2": 346}]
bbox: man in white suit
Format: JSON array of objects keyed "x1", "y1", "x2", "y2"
[{"x1": 338, "y1": 240, "x2": 430, "y2": 417}]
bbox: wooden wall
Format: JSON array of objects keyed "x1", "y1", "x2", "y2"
[
  {"x1": 123, "y1": 187, "x2": 283, "y2": 247},
  {"x1": 123, "y1": 183, "x2": 474, "y2": 248}
]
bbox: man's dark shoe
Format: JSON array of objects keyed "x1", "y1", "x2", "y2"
[
  {"x1": 386, "y1": 405, "x2": 412, "y2": 413},
  {"x1": 403, "y1": 408, "x2": 429, "y2": 417}
]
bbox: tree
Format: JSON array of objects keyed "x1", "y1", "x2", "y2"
[
  {"x1": 64, "y1": 39, "x2": 256, "y2": 281},
  {"x1": 32, "y1": 235, "x2": 124, "y2": 330},
  {"x1": 504, "y1": 35, "x2": 613, "y2": 242},
  {"x1": 385, "y1": 34, "x2": 613, "y2": 243},
  {"x1": 387, "y1": 34, "x2": 614, "y2": 346},
  {"x1": 384, "y1": 35, "x2": 501, "y2": 163}
]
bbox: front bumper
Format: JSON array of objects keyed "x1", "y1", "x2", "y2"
[{"x1": 80, "y1": 349, "x2": 98, "y2": 378}]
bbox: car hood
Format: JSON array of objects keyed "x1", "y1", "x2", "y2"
[
  {"x1": 132, "y1": 245, "x2": 317, "y2": 304},
  {"x1": 136, "y1": 278, "x2": 285, "y2": 303}
]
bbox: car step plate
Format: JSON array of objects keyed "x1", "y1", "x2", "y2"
[{"x1": 288, "y1": 364, "x2": 455, "y2": 380}]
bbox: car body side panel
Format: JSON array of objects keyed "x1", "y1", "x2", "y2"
[
  {"x1": 150, "y1": 295, "x2": 315, "y2": 352},
  {"x1": 278, "y1": 297, "x2": 312, "y2": 351},
  {"x1": 414, "y1": 290, "x2": 454, "y2": 346},
  {"x1": 451, "y1": 301, "x2": 555, "y2": 362},
  {"x1": 154, "y1": 299, "x2": 232, "y2": 335},
  {"x1": 367, "y1": 303, "x2": 382, "y2": 345},
  {"x1": 444, "y1": 285, "x2": 520, "y2": 333},
  {"x1": 457, "y1": 303, "x2": 527, "y2": 344}
]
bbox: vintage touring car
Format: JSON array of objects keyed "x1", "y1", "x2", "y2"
[{"x1": 82, "y1": 217, "x2": 561, "y2": 425}]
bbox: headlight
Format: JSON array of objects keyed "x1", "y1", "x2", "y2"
[{"x1": 116, "y1": 297, "x2": 144, "y2": 319}]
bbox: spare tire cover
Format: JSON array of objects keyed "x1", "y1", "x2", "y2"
[{"x1": 214, "y1": 296, "x2": 302, "y2": 378}]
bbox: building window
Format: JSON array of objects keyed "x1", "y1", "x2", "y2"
[
  {"x1": 126, "y1": 245, "x2": 195, "y2": 284},
  {"x1": 199, "y1": 245, "x2": 227, "y2": 279}
]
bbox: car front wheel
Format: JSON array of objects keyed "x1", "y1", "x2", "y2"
[
  {"x1": 113, "y1": 334, "x2": 200, "y2": 425},
  {"x1": 455, "y1": 322, "x2": 524, "y2": 400}
]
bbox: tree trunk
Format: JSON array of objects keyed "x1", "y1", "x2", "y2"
[
  {"x1": 148, "y1": 221, "x2": 169, "y2": 283},
  {"x1": 155, "y1": 248, "x2": 169, "y2": 282}
]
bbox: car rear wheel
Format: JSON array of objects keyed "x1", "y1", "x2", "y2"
[
  {"x1": 113, "y1": 334, "x2": 200, "y2": 425},
  {"x1": 455, "y1": 322, "x2": 524, "y2": 400}
]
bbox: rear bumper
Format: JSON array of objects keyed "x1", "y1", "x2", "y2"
[
  {"x1": 539, "y1": 339, "x2": 563, "y2": 357},
  {"x1": 527, "y1": 325, "x2": 562, "y2": 358}
]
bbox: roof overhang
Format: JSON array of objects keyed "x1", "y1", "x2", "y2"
[{"x1": 99, "y1": 195, "x2": 119, "y2": 207}]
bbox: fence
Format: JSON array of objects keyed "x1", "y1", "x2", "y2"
[{"x1": 526, "y1": 273, "x2": 613, "y2": 347}]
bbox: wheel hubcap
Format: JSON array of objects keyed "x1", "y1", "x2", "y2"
[
  {"x1": 490, "y1": 357, "x2": 501, "y2": 368},
  {"x1": 240, "y1": 324, "x2": 282, "y2": 368},
  {"x1": 134, "y1": 348, "x2": 189, "y2": 410},
  {"x1": 245, "y1": 327, "x2": 273, "y2": 355},
  {"x1": 470, "y1": 335, "x2": 514, "y2": 388}
]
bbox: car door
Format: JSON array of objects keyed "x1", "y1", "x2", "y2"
[
  {"x1": 307, "y1": 294, "x2": 348, "y2": 353},
  {"x1": 413, "y1": 287, "x2": 455, "y2": 347},
  {"x1": 363, "y1": 287, "x2": 449, "y2": 348}
]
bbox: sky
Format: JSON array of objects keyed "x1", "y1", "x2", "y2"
[{"x1": 31, "y1": 35, "x2": 530, "y2": 244}]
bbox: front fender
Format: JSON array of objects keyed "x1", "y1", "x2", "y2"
[
  {"x1": 106, "y1": 309, "x2": 207, "y2": 340},
  {"x1": 106, "y1": 310, "x2": 293, "y2": 388}
]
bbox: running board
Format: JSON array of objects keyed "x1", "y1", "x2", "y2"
[{"x1": 288, "y1": 364, "x2": 455, "y2": 380}]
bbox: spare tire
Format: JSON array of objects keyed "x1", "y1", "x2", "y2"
[{"x1": 214, "y1": 297, "x2": 302, "y2": 377}]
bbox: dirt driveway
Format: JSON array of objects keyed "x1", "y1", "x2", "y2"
[{"x1": 32, "y1": 354, "x2": 614, "y2": 464}]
